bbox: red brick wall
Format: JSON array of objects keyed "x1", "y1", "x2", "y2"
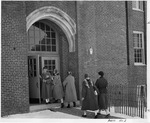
[{"x1": 1, "y1": 1, "x2": 29, "y2": 116}]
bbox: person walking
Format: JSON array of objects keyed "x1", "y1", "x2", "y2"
[
  {"x1": 63, "y1": 71, "x2": 77, "y2": 108},
  {"x1": 53, "y1": 69, "x2": 64, "y2": 108},
  {"x1": 81, "y1": 74, "x2": 99, "y2": 118},
  {"x1": 40, "y1": 66, "x2": 53, "y2": 104},
  {"x1": 95, "y1": 71, "x2": 110, "y2": 118}
]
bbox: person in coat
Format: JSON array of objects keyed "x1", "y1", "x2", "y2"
[
  {"x1": 81, "y1": 74, "x2": 99, "y2": 118},
  {"x1": 95, "y1": 71, "x2": 110, "y2": 118},
  {"x1": 63, "y1": 71, "x2": 77, "y2": 108},
  {"x1": 40, "y1": 66, "x2": 53, "y2": 104},
  {"x1": 53, "y1": 69, "x2": 64, "y2": 108}
]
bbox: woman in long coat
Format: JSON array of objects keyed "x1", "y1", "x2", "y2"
[
  {"x1": 41, "y1": 66, "x2": 53, "y2": 104},
  {"x1": 53, "y1": 69, "x2": 64, "y2": 108},
  {"x1": 95, "y1": 71, "x2": 110, "y2": 117},
  {"x1": 63, "y1": 71, "x2": 77, "y2": 108},
  {"x1": 81, "y1": 74, "x2": 99, "y2": 118}
]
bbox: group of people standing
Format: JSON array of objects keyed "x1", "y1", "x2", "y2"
[
  {"x1": 40, "y1": 67, "x2": 77, "y2": 108},
  {"x1": 40, "y1": 66, "x2": 110, "y2": 118}
]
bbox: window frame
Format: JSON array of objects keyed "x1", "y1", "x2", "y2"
[
  {"x1": 132, "y1": 1, "x2": 144, "y2": 12},
  {"x1": 133, "y1": 31, "x2": 145, "y2": 66},
  {"x1": 27, "y1": 21, "x2": 58, "y2": 54}
]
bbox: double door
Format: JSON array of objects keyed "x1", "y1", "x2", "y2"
[{"x1": 28, "y1": 55, "x2": 59, "y2": 103}]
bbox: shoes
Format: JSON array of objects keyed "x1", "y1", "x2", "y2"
[
  {"x1": 94, "y1": 115, "x2": 98, "y2": 118},
  {"x1": 97, "y1": 112, "x2": 101, "y2": 115},
  {"x1": 73, "y1": 102, "x2": 76, "y2": 107},
  {"x1": 82, "y1": 114, "x2": 87, "y2": 117},
  {"x1": 67, "y1": 104, "x2": 70, "y2": 108},
  {"x1": 61, "y1": 103, "x2": 64, "y2": 108},
  {"x1": 105, "y1": 114, "x2": 110, "y2": 118}
]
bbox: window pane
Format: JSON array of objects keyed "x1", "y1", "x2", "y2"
[
  {"x1": 139, "y1": 1, "x2": 143, "y2": 10},
  {"x1": 34, "y1": 71, "x2": 37, "y2": 77},
  {"x1": 41, "y1": 45, "x2": 46, "y2": 51},
  {"x1": 52, "y1": 60, "x2": 55, "y2": 65},
  {"x1": 52, "y1": 46, "x2": 56, "y2": 52},
  {"x1": 40, "y1": 23, "x2": 45, "y2": 31},
  {"x1": 47, "y1": 32, "x2": 51, "y2": 38},
  {"x1": 132, "y1": 1, "x2": 137, "y2": 8},
  {"x1": 41, "y1": 38, "x2": 46, "y2": 44},
  {"x1": 35, "y1": 45, "x2": 40, "y2": 51},
  {"x1": 140, "y1": 34, "x2": 142, "y2": 48},
  {"x1": 52, "y1": 39, "x2": 56, "y2": 45},
  {"x1": 44, "y1": 60, "x2": 47, "y2": 65},
  {"x1": 47, "y1": 45, "x2": 51, "y2": 51},
  {"x1": 46, "y1": 25, "x2": 50, "y2": 31},
  {"x1": 46, "y1": 39, "x2": 51, "y2": 44},
  {"x1": 51, "y1": 32, "x2": 56, "y2": 38},
  {"x1": 48, "y1": 60, "x2": 51, "y2": 65},
  {"x1": 34, "y1": 22, "x2": 39, "y2": 28}
]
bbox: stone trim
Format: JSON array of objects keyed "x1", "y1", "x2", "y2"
[{"x1": 26, "y1": 6, "x2": 76, "y2": 52}]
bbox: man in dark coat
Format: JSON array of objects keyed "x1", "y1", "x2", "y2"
[
  {"x1": 81, "y1": 74, "x2": 99, "y2": 118},
  {"x1": 95, "y1": 71, "x2": 110, "y2": 118}
]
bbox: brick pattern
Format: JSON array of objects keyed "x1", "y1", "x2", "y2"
[
  {"x1": 1, "y1": 1, "x2": 29, "y2": 116},
  {"x1": 77, "y1": 1, "x2": 128, "y2": 94},
  {"x1": 25, "y1": 1, "x2": 76, "y2": 23},
  {"x1": 127, "y1": 1, "x2": 146, "y2": 87}
]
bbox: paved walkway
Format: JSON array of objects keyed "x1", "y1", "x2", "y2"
[{"x1": 2, "y1": 103, "x2": 143, "y2": 119}]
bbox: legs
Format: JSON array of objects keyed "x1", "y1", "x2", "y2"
[
  {"x1": 60, "y1": 98, "x2": 64, "y2": 108},
  {"x1": 82, "y1": 110, "x2": 87, "y2": 117},
  {"x1": 67, "y1": 103, "x2": 70, "y2": 108},
  {"x1": 66, "y1": 102, "x2": 76, "y2": 108}
]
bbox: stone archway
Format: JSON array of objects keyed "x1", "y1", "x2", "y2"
[{"x1": 26, "y1": 6, "x2": 76, "y2": 52}]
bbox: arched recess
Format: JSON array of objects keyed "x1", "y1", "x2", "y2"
[{"x1": 26, "y1": 6, "x2": 76, "y2": 52}]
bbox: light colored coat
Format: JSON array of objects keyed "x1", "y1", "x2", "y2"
[
  {"x1": 53, "y1": 74, "x2": 64, "y2": 100},
  {"x1": 63, "y1": 75, "x2": 77, "y2": 102}
]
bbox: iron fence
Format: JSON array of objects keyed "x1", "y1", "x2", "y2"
[{"x1": 107, "y1": 85, "x2": 146, "y2": 118}]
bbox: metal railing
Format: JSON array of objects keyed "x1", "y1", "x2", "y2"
[{"x1": 107, "y1": 85, "x2": 146, "y2": 118}]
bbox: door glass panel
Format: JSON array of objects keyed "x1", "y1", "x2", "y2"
[
  {"x1": 43, "y1": 59, "x2": 56, "y2": 74},
  {"x1": 28, "y1": 58, "x2": 37, "y2": 77}
]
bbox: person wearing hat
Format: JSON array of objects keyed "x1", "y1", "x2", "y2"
[
  {"x1": 63, "y1": 71, "x2": 77, "y2": 108},
  {"x1": 52, "y1": 69, "x2": 64, "y2": 108},
  {"x1": 95, "y1": 71, "x2": 110, "y2": 118},
  {"x1": 81, "y1": 74, "x2": 99, "y2": 118},
  {"x1": 40, "y1": 66, "x2": 53, "y2": 104}
]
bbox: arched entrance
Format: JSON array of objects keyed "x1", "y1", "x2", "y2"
[{"x1": 27, "y1": 6, "x2": 76, "y2": 104}]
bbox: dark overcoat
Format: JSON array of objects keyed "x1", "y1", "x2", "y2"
[
  {"x1": 95, "y1": 77, "x2": 108, "y2": 110},
  {"x1": 41, "y1": 72, "x2": 53, "y2": 100},
  {"x1": 81, "y1": 79, "x2": 99, "y2": 111},
  {"x1": 53, "y1": 74, "x2": 64, "y2": 100}
]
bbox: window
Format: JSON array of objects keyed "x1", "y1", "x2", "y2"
[
  {"x1": 132, "y1": 1, "x2": 143, "y2": 11},
  {"x1": 28, "y1": 21, "x2": 57, "y2": 52},
  {"x1": 133, "y1": 31, "x2": 145, "y2": 65}
]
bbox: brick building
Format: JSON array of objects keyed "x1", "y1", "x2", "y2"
[{"x1": 1, "y1": 1, "x2": 147, "y2": 116}]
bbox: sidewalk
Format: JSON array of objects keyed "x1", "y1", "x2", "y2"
[{"x1": 3, "y1": 103, "x2": 145, "y2": 119}]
